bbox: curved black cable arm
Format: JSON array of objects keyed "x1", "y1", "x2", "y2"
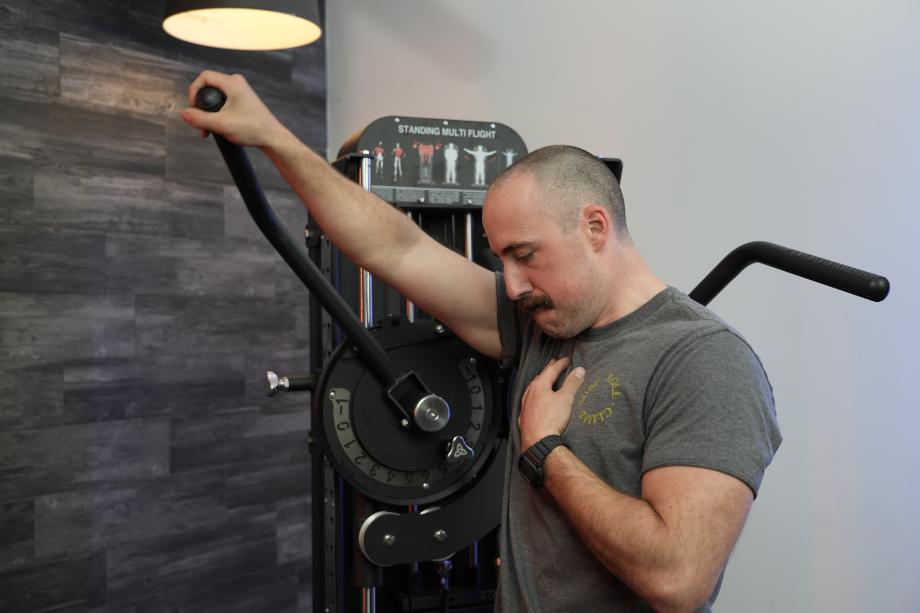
[{"x1": 196, "y1": 86, "x2": 436, "y2": 424}]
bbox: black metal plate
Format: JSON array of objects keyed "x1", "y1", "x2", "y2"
[{"x1": 317, "y1": 317, "x2": 504, "y2": 506}]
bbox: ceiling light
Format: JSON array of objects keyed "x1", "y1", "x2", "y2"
[{"x1": 163, "y1": 0, "x2": 322, "y2": 51}]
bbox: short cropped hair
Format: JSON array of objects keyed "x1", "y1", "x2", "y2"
[{"x1": 493, "y1": 145, "x2": 628, "y2": 238}]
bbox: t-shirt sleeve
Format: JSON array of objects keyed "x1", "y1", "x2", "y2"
[
  {"x1": 642, "y1": 329, "x2": 782, "y2": 496},
  {"x1": 495, "y1": 273, "x2": 523, "y2": 370}
]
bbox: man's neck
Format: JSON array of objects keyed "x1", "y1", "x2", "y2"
[{"x1": 592, "y1": 244, "x2": 668, "y2": 328}]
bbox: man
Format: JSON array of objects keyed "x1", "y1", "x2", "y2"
[{"x1": 181, "y1": 71, "x2": 781, "y2": 612}]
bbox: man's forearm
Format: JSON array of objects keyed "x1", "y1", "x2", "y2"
[
  {"x1": 543, "y1": 447, "x2": 720, "y2": 613},
  {"x1": 181, "y1": 70, "x2": 458, "y2": 315}
]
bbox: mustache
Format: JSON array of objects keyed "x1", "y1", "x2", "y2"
[{"x1": 516, "y1": 293, "x2": 555, "y2": 316}]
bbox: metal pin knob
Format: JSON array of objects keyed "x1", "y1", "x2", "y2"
[
  {"x1": 268, "y1": 371, "x2": 315, "y2": 396},
  {"x1": 267, "y1": 371, "x2": 284, "y2": 396}
]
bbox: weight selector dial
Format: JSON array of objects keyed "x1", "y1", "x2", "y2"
[{"x1": 319, "y1": 318, "x2": 502, "y2": 506}]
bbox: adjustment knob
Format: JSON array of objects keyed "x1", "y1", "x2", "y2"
[
  {"x1": 446, "y1": 435, "x2": 474, "y2": 463},
  {"x1": 267, "y1": 371, "x2": 284, "y2": 396},
  {"x1": 266, "y1": 371, "x2": 315, "y2": 396}
]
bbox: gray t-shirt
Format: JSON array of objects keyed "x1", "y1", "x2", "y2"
[{"x1": 494, "y1": 277, "x2": 782, "y2": 612}]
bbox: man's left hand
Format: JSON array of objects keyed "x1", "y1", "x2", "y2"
[{"x1": 519, "y1": 357, "x2": 586, "y2": 449}]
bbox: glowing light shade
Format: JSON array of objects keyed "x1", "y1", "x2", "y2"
[{"x1": 163, "y1": 0, "x2": 322, "y2": 51}]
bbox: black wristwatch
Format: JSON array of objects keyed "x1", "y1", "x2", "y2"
[{"x1": 518, "y1": 434, "x2": 569, "y2": 488}]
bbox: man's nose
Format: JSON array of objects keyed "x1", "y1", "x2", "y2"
[{"x1": 504, "y1": 264, "x2": 533, "y2": 300}]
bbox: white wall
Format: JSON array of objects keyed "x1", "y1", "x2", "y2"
[{"x1": 325, "y1": 2, "x2": 920, "y2": 610}]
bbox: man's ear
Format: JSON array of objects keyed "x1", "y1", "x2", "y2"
[{"x1": 583, "y1": 204, "x2": 610, "y2": 252}]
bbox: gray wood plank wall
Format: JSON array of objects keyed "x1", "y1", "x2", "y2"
[{"x1": 0, "y1": 2, "x2": 326, "y2": 610}]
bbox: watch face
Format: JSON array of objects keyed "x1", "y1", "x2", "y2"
[{"x1": 517, "y1": 451, "x2": 543, "y2": 487}]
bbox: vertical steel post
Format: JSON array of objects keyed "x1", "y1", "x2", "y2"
[
  {"x1": 357, "y1": 151, "x2": 377, "y2": 613},
  {"x1": 358, "y1": 154, "x2": 375, "y2": 327}
]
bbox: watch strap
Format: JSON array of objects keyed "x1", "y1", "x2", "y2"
[
  {"x1": 519, "y1": 434, "x2": 569, "y2": 487},
  {"x1": 527, "y1": 434, "x2": 566, "y2": 461}
]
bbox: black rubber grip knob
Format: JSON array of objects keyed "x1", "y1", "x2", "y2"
[{"x1": 196, "y1": 86, "x2": 226, "y2": 112}]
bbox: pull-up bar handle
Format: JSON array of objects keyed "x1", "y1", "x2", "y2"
[{"x1": 689, "y1": 241, "x2": 890, "y2": 306}]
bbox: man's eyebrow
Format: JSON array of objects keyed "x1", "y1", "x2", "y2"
[{"x1": 500, "y1": 241, "x2": 537, "y2": 256}]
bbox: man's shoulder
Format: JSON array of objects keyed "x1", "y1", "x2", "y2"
[
  {"x1": 636, "y1": 288, "x2": 765, "y2": 370},
  {"x1": 634, "y1": 287, "x2": 733, "y2": 340},
  {"x1": 658, "y1": 287, "x2": 726, "y2": 324}
]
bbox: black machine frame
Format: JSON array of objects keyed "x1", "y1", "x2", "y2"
[{"x1": 312, "y1": 136, "x2": 525, "y2": 612}]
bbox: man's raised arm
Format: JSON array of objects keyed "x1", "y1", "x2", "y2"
[{"x1": 181, "y1": 71, "x2": 501, "y2": 359}]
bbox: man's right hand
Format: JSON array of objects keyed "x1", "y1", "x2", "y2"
[
  {"x1": 180, "y1": 70, "x2": 289, "y2": 149},
  {"x1": 178, "y1": 70, "x2": 502, "y2": 361}
]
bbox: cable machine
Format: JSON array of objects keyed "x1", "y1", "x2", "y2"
[{"x1": 316, "y1": 116, "x2": 529, "y2": 613}]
